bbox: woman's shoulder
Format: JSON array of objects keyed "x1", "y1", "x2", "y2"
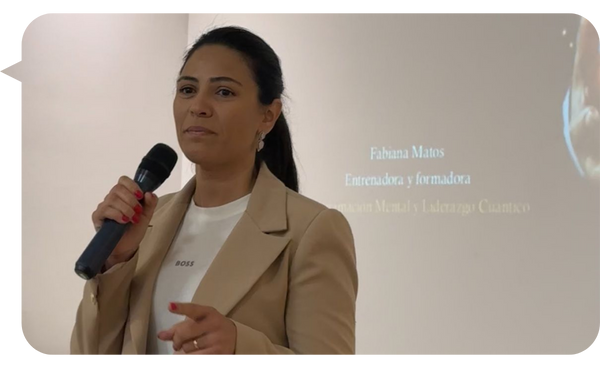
[
  {"x1": 284, "y1": 188, "x2": 349, "y2": 232},
  {"x1": 283, "y1": 188, "x2": 355, "y2": 265},
  {"x1": 285, "y1": 188, "x2": 327, "y2": 214}
]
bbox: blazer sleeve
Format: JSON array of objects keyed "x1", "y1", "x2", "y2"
[
  {"x1": 232, "y1": 208, "x2": 359, "y2": 354},
  {"x1": 70, "y1": 249, "x2": 139, "y2": 354}
]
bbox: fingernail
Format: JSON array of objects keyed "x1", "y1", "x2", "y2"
[
  {"x1": 132, "y1": 214, "x2": 140, "y2": 224},
  {"x1": 135, "y1": 190, "x2": 143, "y2": 199},
  {"x1": 169, "y1": 302, "x2": 177, "y2": 311},
  {"x1": 134, "y1": 204, "x2": 143, "y2": 214},
  {"x1": 122, "y1": 215, "x2": 130, "y2": 222}
]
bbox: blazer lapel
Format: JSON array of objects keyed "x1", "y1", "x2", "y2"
[
  {"x1": 190, "y1": 162, "x2": 291, "y2": 316},
  {"x1": 189, "y1": 212, "x2": 290, "y2": 315}
]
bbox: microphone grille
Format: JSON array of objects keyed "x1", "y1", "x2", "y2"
[{"x1": 139, "y1": 143, "x2": 178, "y2": 182}]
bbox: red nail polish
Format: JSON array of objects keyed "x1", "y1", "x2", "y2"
[
  {"x1": 134, "y1": 204, "x2": 143, "y2": 214},
  {"x1": 132, "y1": 214, "x2": 140, "y2": 224},
  {"x1": 122, "y1": 215, "x2": 130, "y2": 222},
  {"x1": 169, "y1": 302, "x2": 177, "y2": 311},
  {"x1": 135, "y1": 190, "x2": 143, "y2": 199}
]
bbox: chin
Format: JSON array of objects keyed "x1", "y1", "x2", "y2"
[
  {"x1": 183, "y1": 149, "x2": 211, "y2": 165},
  {"x1": 182, "y1": 147, "x2": 223, "y2": 169}
]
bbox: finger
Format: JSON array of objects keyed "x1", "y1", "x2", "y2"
[
  {"x1": 95, "y1": 189, "x2": 141, "y2": 222},
  {"x1": 157, "y1": 316, "x2": 195, "y2": 341},
  {"x1": 171, "y1": 319, "x2": 215, "y2": 351},
  {"x1": 168, "y1": 302, "x2": 215, "y2": 321},
  {"x1": 111, "y1": 184, "x2": 144, "y2": 212},
  {"x1": 106, "y1": 196, "x2": 140, "y2": 223},
  {"x1": 157, "y1": 329, "x2": 174, "y2": 341},
  {"x1": 117, "y1": 175, "x2": 144, "y2": 200},
  {"x1": 92, "y1": 203, "x2": 134, "y2": 231},
  {"x1": 140, "y1": 192, "x2": 159, "y2": 221},
  {"x1": 158, "y1": 315, "x2": 206, "y2": 339},
  {"x1": 178, "y1": 332, "x2": 211, "y2": 353},
  {"x1": 92, "y1": 203, "x2": 107, "y2": 231}
]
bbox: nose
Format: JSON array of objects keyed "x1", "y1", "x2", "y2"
[{"x1": 189, "y1": 94, "x2": 213, "y2": 118}]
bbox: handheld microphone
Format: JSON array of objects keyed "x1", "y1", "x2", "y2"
[{"x1": 74, "y1": 143, "x2": 178, "y2": 280}]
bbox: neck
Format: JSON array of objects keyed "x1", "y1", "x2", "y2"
[{"x1": 193, "y1": 157, "x2": 257, "y2": 208}]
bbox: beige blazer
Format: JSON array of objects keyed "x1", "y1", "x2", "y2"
[{"x1": 70, "y1": 162, "x2": 358, "y2": 354}]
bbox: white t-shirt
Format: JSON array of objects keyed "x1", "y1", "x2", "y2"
[{"x1": 146, "y1": 194, "x2": 250, "y2": 354}]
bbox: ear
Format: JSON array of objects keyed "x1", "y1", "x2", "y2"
[{"x1": 260, "y1": 98, "x2": 282, "y2": 135}]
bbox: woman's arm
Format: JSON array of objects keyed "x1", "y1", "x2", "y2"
[{"x1": 70, "y1": 249, "x2": 140, "y2": 354}]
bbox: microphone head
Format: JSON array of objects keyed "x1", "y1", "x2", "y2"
[{"x1": 138, "y1": 143, "x2": 178, "y2": 183}]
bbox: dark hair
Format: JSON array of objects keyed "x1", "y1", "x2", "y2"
[{"x1": 179, "y1": 26, "x2": 299, "y2": 192}]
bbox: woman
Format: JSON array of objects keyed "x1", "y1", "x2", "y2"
[{"x1": 70, "y1": 26, "x2": 358, "y2": 354}]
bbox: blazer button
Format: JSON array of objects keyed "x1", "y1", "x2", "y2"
[{"x1": 90, "y1": 293, "x2": 97, "y2": 305}]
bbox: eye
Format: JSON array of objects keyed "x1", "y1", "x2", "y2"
[
  {"x1": 178, "y1": 86, "x2": 195, "y2": 95},
  {"x1": 217, "y1": 88, "x2": 235, "y2": 97}
]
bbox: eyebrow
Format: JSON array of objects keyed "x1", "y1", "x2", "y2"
[{"x1": 177, "y1": 76, "x2": 243, "y2": 87}]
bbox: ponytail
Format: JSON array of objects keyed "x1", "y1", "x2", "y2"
[{"x1": 255, "y1": 112, "x2": 298, "y2": 192}]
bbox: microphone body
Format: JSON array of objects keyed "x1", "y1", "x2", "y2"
[{"x1": 74, "y1": 144, "x2": 177, "y2": 280}]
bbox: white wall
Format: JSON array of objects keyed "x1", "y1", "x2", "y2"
[{"x1": 21, "y1": 14, "x2": 187, "y2": 353}]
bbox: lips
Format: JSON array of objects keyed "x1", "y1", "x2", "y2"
[{"x1": 185, "y1": 126, "x2": 215, "y2": 134}]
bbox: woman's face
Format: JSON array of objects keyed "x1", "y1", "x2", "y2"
[{"x1": 173, "y1": 44, "x2": 281, "y2": 169}]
